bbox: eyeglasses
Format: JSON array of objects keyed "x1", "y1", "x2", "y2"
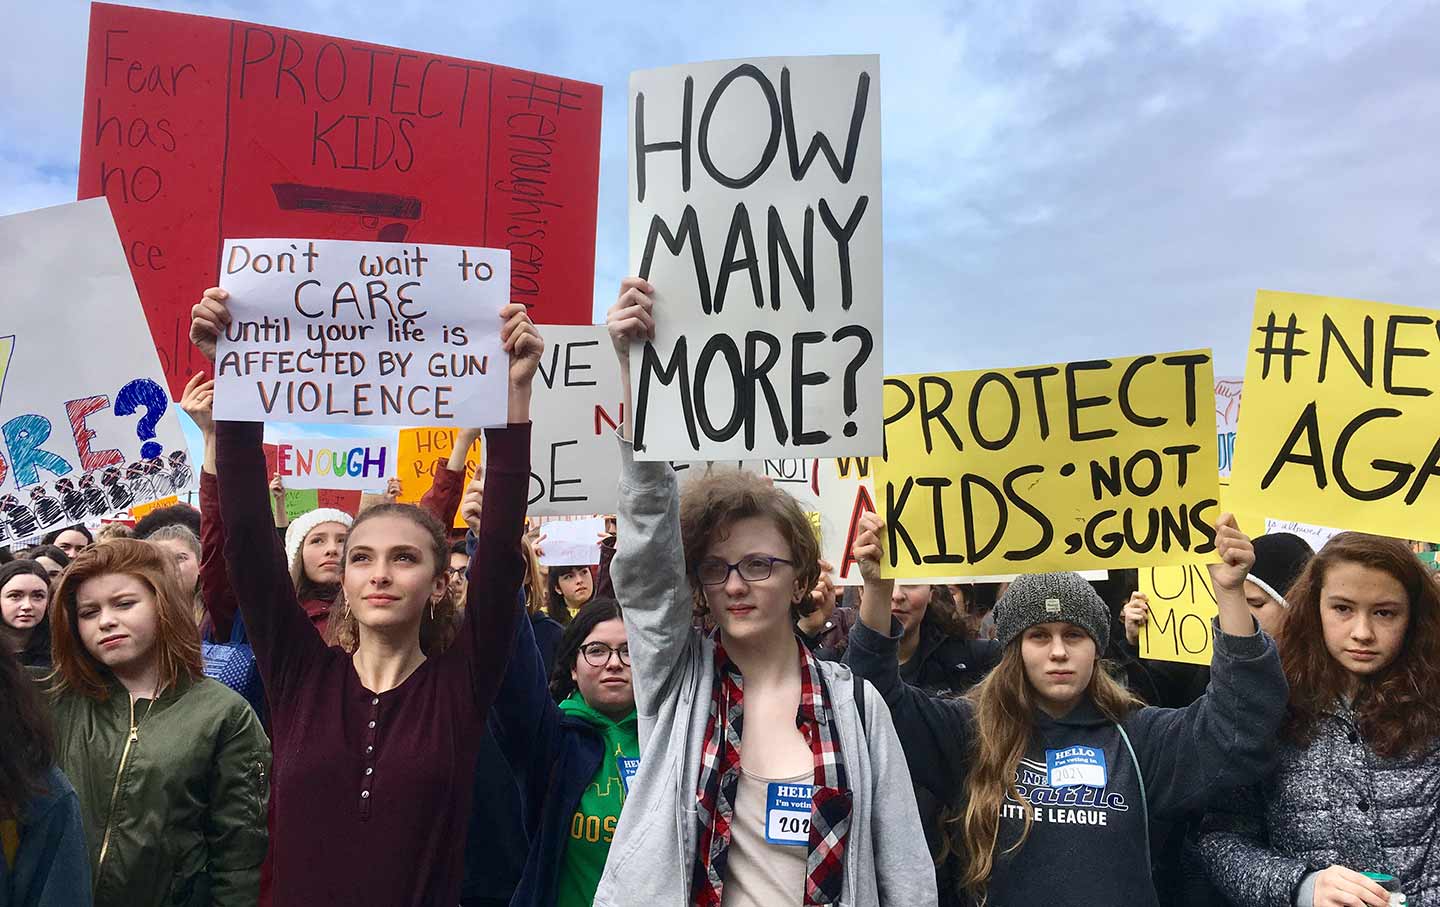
[
  {"x1": 445, "y1": 567, "x2": 467, "y2": 578},
  {"x1": 579, "y1": 642, "x2": 630, "y2": 667},
  {"x1": 696, "y1": 555, "x2": 794, "y2": 586}
]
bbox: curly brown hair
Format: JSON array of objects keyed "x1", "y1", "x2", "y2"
[
  {"x1": 1278, "y1": 532, "x2": 1440, "y2": 759},
  {"x1": 678, "y1": 468, "x2": 822, "y2": 622}
]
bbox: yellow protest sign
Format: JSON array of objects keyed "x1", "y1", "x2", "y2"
[
  {"x1": 875, "y1": 351, "x2": 1220, "y2": 578},
  {"x1": 130, "y1": 495, "x2": 179, "y2": 521},
  {"x1": 396, "y1": 428, "x2": 481, "y2": 529},
  {"x1": 1138, "y1": 563, "x2": 1216, "y2": 666},
  {"x1": 1228, "y1": 291, "x2": 1440, "y2": 540}
]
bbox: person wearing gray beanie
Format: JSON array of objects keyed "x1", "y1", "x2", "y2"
[
  {"x1": 845, "y1": 512, "x2": 1290, "y2": 907},
  {"x1": 993, "y1": 572, "x2": 1113, "y2": 652}
]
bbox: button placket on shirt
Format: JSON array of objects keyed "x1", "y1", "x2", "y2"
[{"x1": 361, "y1": 696, "x2": 380, "y2": 819}]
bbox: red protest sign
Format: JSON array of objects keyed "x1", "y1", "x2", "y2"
[{"x1": 79, "y1": 3, "x2": 603, "y2": 398}]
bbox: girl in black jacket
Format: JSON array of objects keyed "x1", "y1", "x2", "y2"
[{"x1": 846, "y1": 513, "x2": 1289, "y2": 906}]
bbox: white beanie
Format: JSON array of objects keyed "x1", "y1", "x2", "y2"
[{"x1": 285, "y1": 508, "x2": 354, "y2": 572}]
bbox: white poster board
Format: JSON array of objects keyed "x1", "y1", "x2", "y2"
[
  {"x1": 271, "y1": 436, "x2": 398, "y2": 491},
  {"x1": 627, "y1": 55, "x2": 883, "y2": 460},
  {"x1": 214, "y1": 239, "x2": 509, "y2": 427},
  {"x1": 537, "y1": 517, "x2": 606, "y2": 566},
  {"x1": 1215, "y1": 377, "x2": 1242, "y2": 478},
  {"x1": 528, "y1": 325, "x2": 626, "y2": 516},
  {"x1": 0, "y1": 199, "x2": 191, "y2": 542}
]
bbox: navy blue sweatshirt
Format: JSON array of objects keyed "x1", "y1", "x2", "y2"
[{"x1": 846, "y1": 616, "x2": 1287, "y2": 906}]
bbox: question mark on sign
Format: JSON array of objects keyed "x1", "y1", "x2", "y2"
[
  {"x1": 114, "y1": 378, "x2": 168, "y2": 460},
  {"x1": 833, "y1": 325, "x2": 874, "y2": 438}
]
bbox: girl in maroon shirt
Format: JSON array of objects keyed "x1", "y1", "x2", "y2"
[{"x1": 189, "y1": 287, "x2": 543, "y2": 907}]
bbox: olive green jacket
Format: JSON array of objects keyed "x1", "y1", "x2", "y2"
[{"x1": 49, "y1": 676, "x2": 270, "y2": 907}]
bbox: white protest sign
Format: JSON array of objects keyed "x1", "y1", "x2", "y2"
[
  {"x1": 529, "y1": 325, "x2": 626, "y2": 516},
  {"x1": 0, "y1": 199, "x2": 191, "y2": 543},
  {"x1": 1264, "y1": 518, "x2": 1342, "y2": 553},
  {"x1": 1215, "y1": 377, "x2": 1242, "y2": 478},
  {"x1": 214, "y1": 239, "x2": 509, "y2": 427},
  {"x1": 537, "y1": 517, "x2": 606, "y2": 566},
  {"x1": 271, "y1": 436, "x2": 398, "y2": 491},
  {"x1": 628, "y1": 55, "x2": 883, "y2": 461}
]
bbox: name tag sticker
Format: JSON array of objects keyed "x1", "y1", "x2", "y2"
[
  {"x1": 617, "y1": 756, "x2": 641, "y2": 794},
  {"x1": 764, "y1": 781, "x2": 814, "y2": 846},
  {"x1": 1045, "y1": 745, "x2": 1107, "y2": 789}
]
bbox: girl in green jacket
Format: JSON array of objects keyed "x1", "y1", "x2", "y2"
[{"x1": 47, "y1": 538, "x2": 270, "y2": 907}]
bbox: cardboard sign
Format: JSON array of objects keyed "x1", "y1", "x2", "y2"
[
  {"x1": 876, "y1": 352, "x2": 1220, "y2": 578},
  {"x1": 536, "y1": 516, "x2": 605, "y2": 566},
  {"x1": 1215, "y1": 377, "x2": 1242, "y2": 478},
  {"x1": 395, "y1": 427, "x2": 479, "y2": 529},
  {"x1": 213, "y1": 239, "x2": 509, "y2": 427},
  {"x1": 1138, "y1": 563, "x2": 1216, "y2": 666},
  {"x1": 272, "y1": 436, "x2": 396, "y2": 490},
  {"x1": 627, "y1": 55, "x2": 883, "y2": 460},
  {"x1": 1228, "y1": 290, "x2": 1440, "y2": 541},
  {"x1": 529, "y1": 325, "x2": 626, "y2": 516},
  {"x1": 0, "y1": 199, "x2": 192, "y2": 543},
  {"x1": 79, "y1": 3, "x2": 603, "y2": 398}
]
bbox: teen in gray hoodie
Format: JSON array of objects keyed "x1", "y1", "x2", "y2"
[
  {"x1": 846, "y1": 512, "x2": 1288, "y2": 906},
  {"x1": 592, "y1": 278, "x2": 936, "y2": 907}
]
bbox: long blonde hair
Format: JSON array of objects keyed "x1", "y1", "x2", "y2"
[{"x1": 951, "y1": 642, "x2": 1141, "y2": 901}]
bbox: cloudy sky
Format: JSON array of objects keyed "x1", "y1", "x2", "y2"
[{"x1": 4, "y1": 0, "x2": 1437, "y2": 387}]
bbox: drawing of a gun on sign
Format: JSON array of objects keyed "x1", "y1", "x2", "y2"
[{"x1": 271, "y1": 184, "x2": 423, "y2": 243}]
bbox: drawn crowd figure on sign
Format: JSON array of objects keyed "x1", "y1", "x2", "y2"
[
  {"x1": 0, "y1": 199, "x2": 192, "y2": 542},
  {"x1": 1228, "y1": 290, "x2": 1440, "y2": 542},
  {"x1": 212, "y1": 238, "x2": 509, "y2": 427},
  {"x1": 79, "y1": 2, "x2": 604, "y2": 398},
  {"x1": 627, "y1": 55, "x2": 884, "y2": 460},
  {"x1": 876, "y1": 352, "x2": 1221, "y2": 578}
]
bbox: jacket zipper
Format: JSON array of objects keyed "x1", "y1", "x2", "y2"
[{"x1": 96, "y1": 697, "x2": 143, "y2": 876}]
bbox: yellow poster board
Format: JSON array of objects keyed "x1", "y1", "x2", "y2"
[
  {"x1": 1228, "y1": 291, "x2": 1440, "y2": 541},
  {"x1": 396, "y1": 428, "x2": 481, "y2": 529},
  {"x1": 1137, "y1": 563, "x2": 1216, "y2": 666},
  {"x1": 130, "y1": 495, "x2": 179, "y2": 521},
  {"x1": 875, "y1": 350, "x2": 1220, "y2": 578}
]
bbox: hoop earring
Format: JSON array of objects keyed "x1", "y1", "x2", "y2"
[
  {"x1": 341, "y1": 597, "x2": 351, "y2": 621},
  {"x1": 429, "y1": 601, "x2": 436, "y2": 621}
]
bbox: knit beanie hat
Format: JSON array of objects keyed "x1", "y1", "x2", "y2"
[
  {"x1": 285, "y1": 508, "x2": 354, "y2": 572},
  {"x1": 994, "y1": 572, "x2": 1111, "y2": 651},
  {"x1": 1246, "y1": 532, "x2": 1313, "y2": 608}
]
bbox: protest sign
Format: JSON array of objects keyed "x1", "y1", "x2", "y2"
[
  {"x1": 213, "y1": 239, "x2": 509, "y2": 427},
  {"x1": 79, "y1": 3, "x2": 603, "y2": 398},
  {"x1": 0, "y1": 199, "x2": 192, "y2": 543},
  {"x1": 396, "y1": 427, "x2": 480, "y2": 528},
  {"x1": 131, "y1": 495, "x2": 179, "y2": 521},
  {"x1": 1228, "y1": 291, "x2": 1440, "y2": 541},
  {"x1": 1215, "y1": 377, "x2": 1242, "y2": 477},
  {"x1": 272, "y1": 436, "x2": 396, "y2": 490},
  {"x1": 627, "y1": 55, "x2": 883, "y2": 460},
  {"x1": 1137, "y1": 563, "x2": 1215, "y2": 666},
  {"x1": 529, "y1": 325, "x2": 626, "y2": 516},
  {"x1": 536, "y1": 516, "x2": 605, "y2": 566},
  {"x1": 285, "y1": 489, "x2": 321, "y2": 522},
  {"x1": 1263, "y1": 518, "x2": 1342, "y2": 553},
  {"x1": 876, "y1": 352, "x2": 1220, "y2": 578}
]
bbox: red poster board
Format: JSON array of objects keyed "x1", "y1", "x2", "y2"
[{"x1": 79, "y1": 3, "x2": 603, "y2": 399}]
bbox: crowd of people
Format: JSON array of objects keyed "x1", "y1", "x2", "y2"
[{"x1": 0, "y1": 278, "x2": 1436, "y2": 907}]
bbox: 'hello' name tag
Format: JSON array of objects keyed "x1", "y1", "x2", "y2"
[
  {"x1": 617, "y1": 756, "x2": 641, "y2": 794},
  {"x1": 764, "y1": 782, "x2": 814, "y2": 846},
  {"x1": 1045, "y1": 745, "x2": 1107, "y2": 788}
]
